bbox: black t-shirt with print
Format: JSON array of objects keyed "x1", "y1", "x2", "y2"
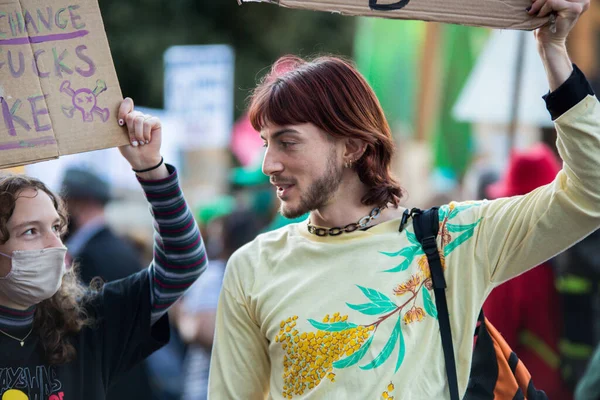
[{"x1": 0, "y1": 269, "x2": 169, "y2": 400}]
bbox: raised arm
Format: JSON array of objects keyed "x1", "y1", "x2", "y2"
[
  {"x1": 118, "y1": 99, "x2": 208, "y2": 324},
  {"x1": 529, "y1": 0, "x2": 588, "y2": 91},
  {"x1": 441, "y1": 0, "x2": 599, "y2": 289}
]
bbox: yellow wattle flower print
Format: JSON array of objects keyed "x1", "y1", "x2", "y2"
[{"x1": 277, "y1": 314, "x2": 375, "y2": 398}]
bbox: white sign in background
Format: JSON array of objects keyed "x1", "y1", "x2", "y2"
[{"x1": 164, "y1": 45, "x2": 235, "y2": 149}]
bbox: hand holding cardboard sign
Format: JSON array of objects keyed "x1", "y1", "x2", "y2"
[
  {"x1": 529, "y1": 0, "x2": 588, "y2": 91},
  {"x1": 117, "y1": 98, "x2": 168, "y2": 179},
  {"x1": 530, "y1": 0, "x2": 589, "y2": 45}
]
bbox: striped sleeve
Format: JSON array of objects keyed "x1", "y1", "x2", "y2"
[{"x1": 137, "y1": 164, "x2": 208, "y2": 325}]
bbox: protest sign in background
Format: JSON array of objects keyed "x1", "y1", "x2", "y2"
[{"x1": 0, "y1": 0, "x2": 126, "y2": 169}]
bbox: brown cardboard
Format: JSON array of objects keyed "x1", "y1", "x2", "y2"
[
  {"x1": 239, "y1": 0, "x2": 549, "y2": 30},
  {"x1": 0, "y1": 0, "x2": 127, "y2": 169}
]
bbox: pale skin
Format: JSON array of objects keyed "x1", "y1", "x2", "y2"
[
  {"x1": 262, "y1": 0, "x2": 587, "y2": 229},
  {"x1": 261, "y1": 124, "x2": 406, "y2": 227},
  {"x1": 0, "y1": 97, "x2": 167, "y2": 310}
]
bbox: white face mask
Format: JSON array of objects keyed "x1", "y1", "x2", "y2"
[{"x1": 0, "y1": 247, "x2": 67, "y2": 309}]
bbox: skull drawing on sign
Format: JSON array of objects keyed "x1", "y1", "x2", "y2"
[
  {"x1": 60, "y1": 80, "x2": 110, "y2": 122},
  {"x1": 73, "y1": 89, "x2": 96, "y2": 121}
]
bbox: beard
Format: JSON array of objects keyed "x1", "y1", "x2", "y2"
[{"x1": 280, "y1": 150, "x2": 344, "y2": 219}]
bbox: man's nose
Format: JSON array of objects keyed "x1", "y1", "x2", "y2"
[{"x1": 262, "y1": 147, "x2": 284, "y2": 177}]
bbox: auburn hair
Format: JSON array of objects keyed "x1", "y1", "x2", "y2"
[
  {"x1": 0, "y1": 174, "x2": 95, "y2": 365},
  {"x1": 248, "y1": 55, "x2": 403, "y2": 207}
]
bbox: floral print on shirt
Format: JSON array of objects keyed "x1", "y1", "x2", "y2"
[{"x1": 276, "y1": 202, "x2": 483, "y2": 398}]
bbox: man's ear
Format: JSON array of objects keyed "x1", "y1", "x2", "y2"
[{"x1": 343, "y1": 138, "x2": 367, "y2": 166}]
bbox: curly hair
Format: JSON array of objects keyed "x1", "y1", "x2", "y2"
[{"x1": 0, "y1": 173, "x2": 95, "y2": 365}]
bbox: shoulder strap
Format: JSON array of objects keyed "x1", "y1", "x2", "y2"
[{"x1": 412, "y1": 207, "x2": 460, "y2": 400}]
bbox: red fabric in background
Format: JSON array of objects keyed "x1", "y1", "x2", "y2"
[{"x1": 483, "y1": 262, "x2": 572, "y2": 400}]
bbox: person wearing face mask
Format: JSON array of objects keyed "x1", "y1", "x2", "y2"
[{"x1": 0, "y1": 98, "x2": 207, "y2": 400}]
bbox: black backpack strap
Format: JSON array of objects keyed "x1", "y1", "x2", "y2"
[{"x1": 412, "y1": 207, "x2": 460, "y2": 400}]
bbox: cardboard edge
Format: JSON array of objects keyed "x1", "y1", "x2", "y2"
[
  {"x1": 3, "y1": 0, "x2": 62, "y2": 167},
  {"x1": 248, "y1": 0, "x2": 548, "y2": 30},
  {"x1": 1, "y1": 156, "x2": 59, "y2": 170},
  {"x1": 58, "y1": 133, "x2": 129, "y2": 158}
]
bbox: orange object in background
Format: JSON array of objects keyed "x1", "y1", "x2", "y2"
[{"x1": 0, "y1": 166, "x2": 25, "y2": 174}]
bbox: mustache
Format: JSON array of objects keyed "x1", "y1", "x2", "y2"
[{"x1": 270, "y1": 178, "x2": 296, "y2": 186}]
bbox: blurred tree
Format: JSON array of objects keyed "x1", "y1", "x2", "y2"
[{"x1": 99, "y1": 0, "x2": 356, "y2": 116}]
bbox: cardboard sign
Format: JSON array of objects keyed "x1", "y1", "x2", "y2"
[
  {"x1": 0, "y1": 0, "x2": 126, "y2": 169},
  {"x1": 239, "y1": 0, "x2": 549, "y2": 30}
]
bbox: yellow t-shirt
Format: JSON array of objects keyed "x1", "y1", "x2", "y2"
[{"x1": 209, "y1": 95, "x2": 600, "y2": 400}]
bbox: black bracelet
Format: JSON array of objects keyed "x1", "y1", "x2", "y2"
[{"x1": 132, "y1": 156, "x2": 164, "y2": 173}]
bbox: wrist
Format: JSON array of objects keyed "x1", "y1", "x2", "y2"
[
  {"x1": 129, "y1": 154, "x2": 162, "y2": 171},
  {"x1": 135, "y1": 163, "x2": 170, "y2": 181},
  {"x1": 538, "y1": 41, "x2": 568, "y2": 59},
  {"x1": 538, "y1": 42, "x2": 572, "y2": 92},
  {"x1": 132, "y1": 156, "x2": 170, "y2": 181}
]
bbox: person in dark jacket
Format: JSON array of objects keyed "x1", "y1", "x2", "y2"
[
  {"x1": 60, "y1": 167, "x2": 153, "y2": 400},
  {"x1": 60, "y1": 167, "x2": 142, "y2": 284},
  {"x1": 0, "y1": 98, "x2": 207, "y2": 400}
]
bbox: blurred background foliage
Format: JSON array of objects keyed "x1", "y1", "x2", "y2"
[{"x1": 100, "y1": 0, "x2": 356, "y2": 116}]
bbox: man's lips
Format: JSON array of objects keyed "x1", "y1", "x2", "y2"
[
  {"x1": 271, "y1": 179, "x2": 295, "y2": 189},
  {"x1": 273, "y1": 182, "x2": 295, "y2": 197},
  {"x1": 275, "y1": 184, "x2": 294, "y2": 190}
]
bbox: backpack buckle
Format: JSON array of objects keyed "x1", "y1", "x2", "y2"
[{"x1": 422, "y1": 236, "x2": 438, "y2": 255}]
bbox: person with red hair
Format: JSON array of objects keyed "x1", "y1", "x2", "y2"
[
  {"x1": 483, "y1": 143, "x2": 572, "y2": 400},
  {"x1": 209, "y1": 0, "x2": 599, "y2": 397}
]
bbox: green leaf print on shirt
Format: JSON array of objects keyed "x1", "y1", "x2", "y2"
[
  {"x1": 347, "y1": 301, "x2": 398, "y2": 315},
  {"x1": 308, "y1": 319, "x2": 359, "y2": 332},
  {"x1": 346, "y1": 286, "x2": 398, "y2": 315},
  {"x1": 274, "y1": 202, "x2": 486, "y2": 398},
  {"x1": 380, "y1": 245, "x2": 424, "y2": 273},
  {"x1": 444, "y1": 218, "x2": 482, "y2": 256},
  {"x1": 360, "y1": 316, "x2": 402, "y2": 370},
  {"x1": 406, "y1": 231, "x2": 420, "y2": 245},
  {"x1": 422, "y1": 287, "x2": 437, "y2": 319},
  {"x1": 346, "y1": 303, "x2": 396, "y2": 315},
  {"x1": 395, "y1": 317, "x2": 406, "y2": 372},
  {"x1": 447, "y1": 202, "x2": 481, "y2": 219},
  {"x1": 382, "y1": 202, "x2": 484, "y2": 274},
  {"x1": 380, "y1": 245, "x2": 418, "y2": 258},
  {"x1": 446, "y1": 220, "x2": 480, "y2": 232}
]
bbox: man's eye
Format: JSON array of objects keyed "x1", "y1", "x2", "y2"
[
  {"x1": 52, "y1": 225, "x2": 60, "y2": 232},
  {"x1": 23, "y1": 229, "x2": 35, "y2": 236},
  {"x1": 281, "y1": 142, "x2": 295, "y2": 148}
]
